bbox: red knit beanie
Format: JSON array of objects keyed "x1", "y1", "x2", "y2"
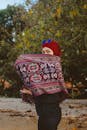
[{"x1": 42, "y1": 39, "x2": 61, "y2": 56}]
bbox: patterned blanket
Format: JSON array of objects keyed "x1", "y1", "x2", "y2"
[{"x1": 14, "y1": 54, "x2": 68, "y2": 96}]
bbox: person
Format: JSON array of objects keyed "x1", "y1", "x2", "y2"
[{"x1": 20, "y1": 39, "x2": 68, "y2": 130}]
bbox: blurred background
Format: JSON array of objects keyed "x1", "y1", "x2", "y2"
[{"x1": 0, "y1": 0, "x2": 87, "y2": 99}]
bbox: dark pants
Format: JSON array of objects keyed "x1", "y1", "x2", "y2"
[{"x1": 34, "y1": 93, "x2": 62, "y2": 130}]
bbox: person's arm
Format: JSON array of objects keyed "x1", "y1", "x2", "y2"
[
  {"x1": 20, "y1": 86, "x2": 34, "y2": 104},
  {"x1": 20, "y1": 87, "x2": 32, "y2": 95}
]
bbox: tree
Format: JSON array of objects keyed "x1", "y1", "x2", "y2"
[
  {"x1": 0, "y1": 0, "x2": 87, "y2": 97},
  {"x1": 15, "y1": 0, "x2": 87, "y2": 97},
  {"x1": 0, "y1": 5, "x2": 27, "y2": 44}
]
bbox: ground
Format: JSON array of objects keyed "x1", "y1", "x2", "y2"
[{"x1": 0, "y1": 98, "x2": 87, "y2": 130}]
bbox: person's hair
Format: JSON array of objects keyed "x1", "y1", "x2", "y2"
[{"x1": 42, "y1": 39, "x2": 61, "y2": 56}]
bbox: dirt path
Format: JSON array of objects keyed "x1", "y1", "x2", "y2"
[
  {"x1": 0, "y1": 111, "x2": 87, "y2": 130},
  {"x1": 0, "y1": 98, "x2": 87, "y2": 130}
]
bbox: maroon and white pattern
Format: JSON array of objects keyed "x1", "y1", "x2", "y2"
[{"x1": 14, "y1": 54, "x2": 68, "y2": 96}]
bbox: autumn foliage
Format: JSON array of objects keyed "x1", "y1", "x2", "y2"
[{"x1": 0, "y1": 0, "x2": 87, "y2": 97}]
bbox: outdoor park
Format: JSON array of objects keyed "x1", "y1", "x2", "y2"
[{"x1": 0, "y1": 0, "x2": 87, "y2": 130}]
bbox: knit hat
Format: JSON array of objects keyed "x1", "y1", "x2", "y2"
[{"x1": 42, "y1": 39, "x2": 61, "y2": 56}]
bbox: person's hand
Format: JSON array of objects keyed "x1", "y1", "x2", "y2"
[{"x1": 20, "y1": 88, "x2": 32, "y2": 95}]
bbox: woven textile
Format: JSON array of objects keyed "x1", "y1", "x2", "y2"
[{"x1": 14, "y1": 54, "x2": 68, "y2": 96}]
